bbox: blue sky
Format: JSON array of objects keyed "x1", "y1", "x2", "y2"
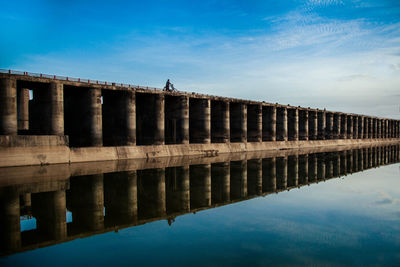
[{"x1": 1, "y1": 0, "x2": 399, "y2": 118}]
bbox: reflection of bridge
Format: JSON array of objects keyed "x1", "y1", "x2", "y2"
[
  {"x1": 1, "y1": 70, "x2": 399, "y2": 167},
  {"x1": 0, "y1": 144, "x2": 399, "y2": 256}
]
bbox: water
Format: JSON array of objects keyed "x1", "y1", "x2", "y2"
[{"x1": 0, "y1": 144, "x2": 399, "y2": 266}]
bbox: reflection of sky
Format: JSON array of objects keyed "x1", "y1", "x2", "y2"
[
  {"x1": 3, "y1": 163, "x2": 400, "y2": 266},
  {"x1": 1, "y1": 1, "x2": 399, "y2": 118}
]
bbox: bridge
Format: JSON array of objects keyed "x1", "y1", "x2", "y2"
[{"x1": 0, "y1": 69, "x2": 399, "y2": 167}]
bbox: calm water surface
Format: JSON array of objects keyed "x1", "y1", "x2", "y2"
[{"x1": 1, "y1": 145, "x2": 399, "y2": 266}]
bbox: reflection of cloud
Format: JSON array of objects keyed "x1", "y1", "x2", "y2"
[{"x1": 375, "y1": 190, "x2": 400, "y2": 206}]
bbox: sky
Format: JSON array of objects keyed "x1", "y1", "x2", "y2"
[{"x1": 1, "y1": 0, "x2": 399, "y2": 119}]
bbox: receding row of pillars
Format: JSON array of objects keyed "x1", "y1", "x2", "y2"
[
  {"x1": 1, "y1": 145, "x2": 399, "y2": 251},
  {"x1": 1, "y1": 78, "x2": 399, "y2": 147}
]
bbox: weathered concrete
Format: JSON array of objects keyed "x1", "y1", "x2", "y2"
[
  {"x1": 17, "y1": 88, "x2": 29, "y2": 131},
  {"x1": 262, "y1": 105, "x2": 276, "y2": 141},
  {"x1": 317, "y1": 111, "x2": 326, "y2": 140},
  {"x1": 287, "y1": 108, "x2": 299, "y2": 141},
  {"x1": 276, "y1": 107, "x2": 287, "y2": 141},
  {"x1": 190, "y1": 98, "x2": 211, "y2": 144},
  {"x1": 247, "y1": 104, "x2": 262, "y2": 142},
  {"x1": 308, "y1": 110, "x2": 318, "y2": 140},
  {"x1": 0, "y1": 78, "x2": 17, "y2": 135},
  {"x1": 299, "y1": 110, "x2": 308, "y2": 141},
  {"x1": 230, "y1": 103, "x2": 247, "y2": 142},
  {"x1": 165, "y1": 96, "x2": 189, "y2": 144},
  {"x1": 211, "y1": 100, "x2": 229, "y2": 143}
]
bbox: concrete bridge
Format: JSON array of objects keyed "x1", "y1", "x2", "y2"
[
  {"x1": 0, "y1": 69, "x2": 399, "y2": 167},
  {"x1": 1, "y1": 143, "x2": 399, "y2": 256}
]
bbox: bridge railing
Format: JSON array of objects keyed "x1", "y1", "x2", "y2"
[{"x1": 0, "y1": 68, "x2": 163, "y2": 91}]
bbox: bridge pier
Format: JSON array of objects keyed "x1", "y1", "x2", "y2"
[
  {"x1": 230, "y1": 103, "x2": 247, "y2": 142},
  {"x1": 247, "y1": 104, "x2": 262, "y2": 142},
  {"x1": 262, "y1": 105, "x2": 276, "y2": 141},
  {"x1": 0, "y1": 78, "x2": 17, "y2": 135},
  {"x1": 211, "y1": 100, "x2": 229, "y2": 143},
  {"x1": 287, "y1": 108, "x2": 298, "y2": 141},
  {"x1": 308, "y1": 110, "x2": 318, "y2": 140},
  {"x1": 299, "y1": 109, "x2": 308, "y2": 141},
  {"x1": 17, "y1": 87, "x2": 29, "y2": 131},
  {"x1": 165, "y1": 95, "x2": 189, "y2": 144},
  {"x1": 326, "y1": 112, "x2": 333, "y2": 139},
  {"x1": 276, "y1": 107, "x2": 287, "y2": 141},
  {"x1": 333, "y1": 113, "x2": 340, "y2": 139},
  {"x1": 317, "y1": 111, "x2": 326, "y2": 140}
]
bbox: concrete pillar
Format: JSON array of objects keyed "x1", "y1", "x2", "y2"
[
  {"x1": 87, "y1": 88, "x2": 102, "y2": 146},
  {"x1": 262, "y1": 158, "x2": 276, "y2": 193},
  {"x1": 347, "y1": 115, "x2": 353, "y2": 139},
  {"x1": 333, "y1": 113, "x2": 340, "y2": 139},
  {"x1": 124, "y1": 91, "x2": 136, "y2": 145},
  {"x1": 385, "y1": 120, "x2": 389, "y2": 138},
  {"x1": 276, "y1": 156, "x2": 287, "y2": 190},
  {"x1": 372, "y1": 118, "x2": 377, "y2": 139},
  {"x1": 165, "y1": 95, "x2": 189, "y2": 144},
  {"x1": 308, "y1": 110, "x2": 318, "y2": 140},
  {"x1": 276, "y1": 107, "x2": 287, "y2": 141},
  {"x1": 325, "y1": 112, "x2": 333, "y2": 139},
  {"x1": 299, "y1": 109, "x2": 309, "y2": 141},
  {"x1": 317, "y1": 111, "x2": 326, "y2": 140},
  {"x1": 380, "y1": 120, "x2": 384, "y2": 138},
  {"x1": 166, "y1": 166, "x2": 190, "y2": 213},
  {"x1": 287, "y1": 108, "x2": 299, "y2": 141},
  {"x1": 287, "y1": 155, "x2": 298, "y2": 187},
  {"x1": 247, "y1": 104, "x2": 262, "y2": 142},
  {"x1": 211, "y1": 162, "x2": 230, "y2": 204},
  {"x1": 0, "y1": 78, "x2": 17, "y2": 135},
  {"x1": 308, "y1": 154, "x2": 318, "y2": 183},
  {"x1": 211, "y1": 100, "x2": 229, "y2": 143},
  {"x1": 358, "y1": 116, "x2": 364, "y2": 139},
  {"x1": 190, "y1": 164, "x2": 211, "y2": 209},
  {"x1": 17, "y1": 88, "x2": 29, "y2": 130},
  {"x1": 376, "y1": 119, "x2": 380, "y2": 139},
  {"x1": 247, "y1": 159, "x2": 262, "y2": 196},
  {"x1": 262, "y1": 105, "x2": 276, "y2": 141},
  {"x1": 154, "y1": 94, "x2": 165, "y2": 145},
  {"x1": 353, "y1": 116, "x2": 358, "y2": 139},
  {"x1": 47, "y1": 82, "x2": 64, "y2": 135},
  {"x1": 230, "y1": 102, "x2": 247, "y2": 142},
  {"x1": 32, "y1": 190, "x2": 67, "y2": 240},
  {"x1": 230, "y1": 161, "x2": 247, "y2": 200},
  {"x1": 0, "y1": 190, "x2": 21, "y2": 251},
  {"x1": 340, "y1": 114, "x2": 347, "y2": 139},
  {"x1": 298, "y1": 154, "x2": 308, "y2": 185},
  {"x1": 368, "y1": 117, "x2": 372, "y2": 139}
]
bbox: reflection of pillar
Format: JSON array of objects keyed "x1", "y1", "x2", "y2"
[
  {"x1": 138, "y1": 169, "x2": 166, "y2": 219},
  {"x1": 308, "y1": 154, "x2": 318, "y2": 183},
  {"x1": 276, "y1": 157, "x2": 287, "y2": 189},
  {"x1": 308, "y1": 110, "x2": 318, "y2": 140},
  {"x1": 166, "y1": 166, "x2": 190, "y2": 214},
  {"x1": 287, "y1": 155, "x2": 299, "y2": 187},
  {"x1": 17, "y1": 88, "x2": 29, "y2": 130},
  {"x1": 262, "y1": 158, "x2": 276, "y2": 193},
  {"x1": 32, "y1": 191, "x2": 67, "y2": 240},
  {"x1": 230, "y1": 161, "x2": 247, "y2": 200},
  {"x1": 340, "y1": 151, "x2": 347, "y2": 175},
  {"x1": 211, "y1": 162, "x2": 230, "y2": 204},
  {"x1": 298, "y1": 154, "x2": 308, "y2": 185},
  {"x1": 69, "y1": 174, "x2": 104, "y2": 231},
  {"x1": 333, "y1": 153, "x2": 340, "y2": 177},
  {"x1": 317, "y1": 153, "x2": 326, "y2": 180},
  {"x1": 358, "y1": 149, "x2": 364, "y2": 170},
  {"x1": 352, "y1": 150, "x2": 358, "y2": 172},
  {"x1": 247, "y1": 159, "x2": 262, "y2": 196},
  {"x1": 346, "y1": 150, "x2": 352, "y2": 173},
  {"x1": 0, "y1": 78, "x2": 17, "y2": 135},
  {"x1": 104, "y1": 171, "x2": 137, "y2": 226},
  {"x1": 190, "y1": 164, "x2": 211, "y2": 209},
  {"x1": 0, "y1": 190, "x2": 21, "y2": 250},
  {"x1": 325, "y1": 153, "x2": 333, "y2": 179}
]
